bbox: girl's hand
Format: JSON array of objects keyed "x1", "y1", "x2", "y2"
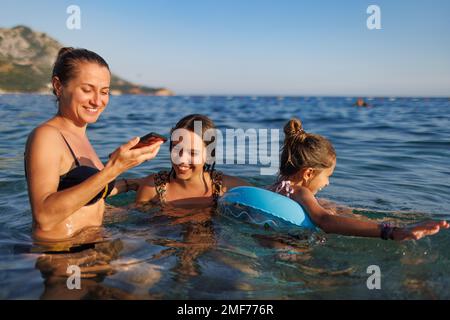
[
  {"x1": 393, "y1": 220, "x2": 449, "y2": 241},
  {"x1": 106, "y1": 137, "x2": 163, "y2": 177}
]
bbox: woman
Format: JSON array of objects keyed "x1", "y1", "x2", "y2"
[{"x1": 25, "y1": 47, "x2": 162, "y2": 241}]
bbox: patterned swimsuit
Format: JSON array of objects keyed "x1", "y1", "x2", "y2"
[
  {"x1": 269, "y1": 177, "x2": 295, "y2": 198},
  {"x1": 153, "y1": 170, "x2": 223, "y2": 206}
]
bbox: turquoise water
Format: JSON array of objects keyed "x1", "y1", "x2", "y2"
[{"x1": 1, "y1": 94, "x2": 449, "y2": 299}]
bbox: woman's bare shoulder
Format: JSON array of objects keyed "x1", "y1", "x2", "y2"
[
  {"x1": 25, "y1": 123, "x2": 65, "y2": 158},
  {"x1": 29, "y1": 123, "x2": 60, "y2": 139}
]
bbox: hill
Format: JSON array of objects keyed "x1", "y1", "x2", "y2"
[{"x1": 0, "y1": 25, "x2": 173, "y2": 96}]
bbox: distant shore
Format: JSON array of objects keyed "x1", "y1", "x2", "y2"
[
  {"x1": 0, "y1": 89, "x2": 174, "y2": 96},
  {"x1": 1, "y1": 92, "x2": 448, "y2": 99}
]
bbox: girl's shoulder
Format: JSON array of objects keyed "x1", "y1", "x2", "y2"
[
  {"x1": 136, "y1": 170, "x2": 170, "y2": 203},
  {"x1": 221, "y1": 174, "x2": 251, "y2": 193},
  {"x1": 291, "y1": 187, "x2": 316, "y2": 205},
  {"x1": 139, "y1": 170, "x2": 172, "y2": 189},
  {"x1": 154, "y1": 170, "x2": 170, "y2": 185},
  {"x1": 291, "y1": 187, "x2": 331, "y2": 219}
]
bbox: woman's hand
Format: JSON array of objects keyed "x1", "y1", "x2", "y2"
[
  {"x1": 106, "y1": 137, "x2": 163, "y2": 177},
  {"x1": 393, "y1": 220, "x2": 449, "y2": 241}
]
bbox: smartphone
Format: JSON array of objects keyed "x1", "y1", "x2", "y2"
[{"x1": 131, "y1": 132, "x2": 168, "y2": 149}]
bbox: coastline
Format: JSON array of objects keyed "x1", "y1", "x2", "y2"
[
  {"x1": 1, "y1": 92, "x2": 449, "y2": 99},
  {"x1": 0, "y1": 89, "x2": 174, "y2": 97}
]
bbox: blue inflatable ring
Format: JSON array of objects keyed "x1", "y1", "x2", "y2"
[{"x1": 218, "y1": 186, "x2": 317, "y2": 230}]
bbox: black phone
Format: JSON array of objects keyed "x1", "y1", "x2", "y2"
[{"x1": 131, "y1": 132, "x2": 168, "y2": 150}]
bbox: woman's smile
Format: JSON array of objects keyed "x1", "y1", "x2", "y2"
[{"x1": 83, "y1": 106, "x2": 101, "y2": 114}]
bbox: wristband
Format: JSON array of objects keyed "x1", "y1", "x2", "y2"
[{"x1": 380, "y1": 222, "x2": 397, "y2": 240}]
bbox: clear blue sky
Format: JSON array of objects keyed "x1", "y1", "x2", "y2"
[{"x1": 1, "y1": 0, "x2": 450, "y2": 96}]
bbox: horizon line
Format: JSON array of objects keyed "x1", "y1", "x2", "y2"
[{"x1": 1, "y1": 92, "x2": 449, "y2": 99}]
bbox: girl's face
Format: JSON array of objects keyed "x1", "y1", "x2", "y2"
[
  {"x1": 171, "y1": 129, "x2": 207, "y2": 181},
  {"x1": 307, "y1": 163, "x2": 335, "y2": 195},
  {"x1": 296, "y1": 159, "x2": 336, "y2": 195},
  {"x1": 55, "y1": 62, "x2": 111, "y2": 126}
]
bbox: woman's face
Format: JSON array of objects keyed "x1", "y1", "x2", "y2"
[
  {"x1": 171, "y1": 129, "x2": 207, "y2": 181},
  {"x1": 56, "y1": 62, "x2": 111, "y2": 126}
]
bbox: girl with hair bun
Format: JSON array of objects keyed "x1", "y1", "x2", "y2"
[{"x1": 270, "y1": 118, "x2": 448, "y2": 241}]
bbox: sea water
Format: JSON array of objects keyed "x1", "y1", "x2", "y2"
[{"x1": 0, "y1": 94, "x2": 449, "y2": 299}]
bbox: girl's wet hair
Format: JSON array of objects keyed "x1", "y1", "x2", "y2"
[
  {"x1": 169, "y1": 114, "x2": 217, "y2": 179},
  {"x1": 52, "y1": 47, "x2": 110, "y2": 99},
  {"x1": 280, "y1": 118, "x2": 336, "y2": 177}
]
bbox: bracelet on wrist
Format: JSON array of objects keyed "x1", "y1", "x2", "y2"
[{"x1": 380, "y1": 222, "x2": 397, "y2": 240}]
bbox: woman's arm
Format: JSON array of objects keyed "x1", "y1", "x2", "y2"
[
  {"x1": 26, "y1": 126, "x2": 161, "y2": 231},
  {"x1": 293, "y1": 188, "x2": 448, "y2": 240}
]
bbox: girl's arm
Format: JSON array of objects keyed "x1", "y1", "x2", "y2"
[
  {"x1": 293, "y1": 188, "x2": 448, "y2": 240},
  {"x1": 135, "y1": 174, "x2": 158, "y2": 204},
  {"x1": 108, "y1": 178, "x2": 142, "y2": 197},
  {"x1": 317, "y1": 198, "x2": 369, "y2": 220},
  {"x1": 222, "y1": 175, "x2": 252, "y2": 193}
]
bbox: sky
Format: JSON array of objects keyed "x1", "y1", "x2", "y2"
[{"x1": 1, "y1": 0, "x2": 450, "y2": 96}]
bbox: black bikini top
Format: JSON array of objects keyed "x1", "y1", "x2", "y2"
[
  {"x1": 57, "y1": 134, "x2": 115, "y2": 206},
  {"x1": 24, "y1": 133, "x2": 115, "y2": 206}
]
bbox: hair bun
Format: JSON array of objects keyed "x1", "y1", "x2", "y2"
[
  {"x1": 284, "y1": 118, "x2": 306, "y2": 138},
  {"x1": 57, "y1": 47, "x2": 74, "y2": 59}
]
